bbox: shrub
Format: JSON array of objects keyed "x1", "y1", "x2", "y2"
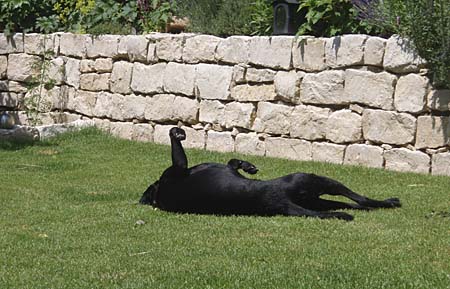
[
  {"x1": 297, "y1": 0, "x2": 377, "y2": 37},
  {"x1": 354, "y1": 0, "x2": 450, "y2": 88},
  {"x1": 0, "y1": 0, "x2": 54, "y2": 35},
  {"x1": 137, "y1": 0, "x2": 177, "y2": 33},
  {"x1": 177, "y1": 0, "x2": 272, "y2": 37}
]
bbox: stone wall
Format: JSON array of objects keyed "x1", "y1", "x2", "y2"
[{"x1": 1, "y1": 32, "x2": 449, "y2": 176}]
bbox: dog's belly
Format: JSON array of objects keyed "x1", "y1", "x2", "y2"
[{"x1": 159, "y1": 165, "x2": 268, "y2": 215}]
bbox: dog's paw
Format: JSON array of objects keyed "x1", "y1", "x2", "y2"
[
  {"x1": 169, "y1": 127, "x2": 186, "y2": 141},
  {"x1": 384, "y1": 197, "x2": 401, "y2": 208},
  {"x1": 242, "y1": 163, "x2": 258, "y2": 175}
]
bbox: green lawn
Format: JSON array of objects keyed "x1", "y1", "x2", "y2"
[{"x1": 1, "y1": 128, "x2": 449, "y2": 289}]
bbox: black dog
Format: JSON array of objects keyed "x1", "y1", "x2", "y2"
[{"x1": 140, "y1": 127, "x2": 401, "y2": 221}]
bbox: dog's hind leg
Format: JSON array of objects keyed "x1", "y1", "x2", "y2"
[
  {"x1": 285, "y1": 202, "x2": 354, "y2": 221},
  {"x1": 301, "y1": 198, "x2": 373, "y2": 211},
  {"x1": 310, "y1": 174, "x2": 401, "y2": 209}
]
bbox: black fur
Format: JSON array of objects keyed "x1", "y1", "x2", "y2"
[{"x1": 140, "y1": 127, "x2": 401, "y2": 221}]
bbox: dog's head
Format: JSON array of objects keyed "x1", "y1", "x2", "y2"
[{"x1": 139, "y1": 180, "x2": 160, "y2": 207}]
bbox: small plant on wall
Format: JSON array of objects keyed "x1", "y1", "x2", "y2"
[{"x1": 24, "y1": 36, "x2": 58, "y2": 126}]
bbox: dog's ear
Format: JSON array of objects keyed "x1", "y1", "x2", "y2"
[{"x1": 139, "y1": 181, "x2": 159, "y2": 206}]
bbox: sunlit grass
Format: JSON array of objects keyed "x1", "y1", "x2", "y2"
[{"x1": 1, "y1": 128, "x2": 449, "y2": 288}]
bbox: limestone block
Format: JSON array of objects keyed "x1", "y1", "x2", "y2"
[
  {"x1": 362, "y1": 109, "x2": 416, "y2": 145},
  {"x1": 249, "y1": 36, "x2": 293, "y2": 69},
  {"x1": 223, "y1": 102, "x2": 255, "y2": 129},
  {"x1": 122, "y1": 94, "x2": 146, "y2": 120},
  {"x1": 427, "y1": 89, "x2": 450, "y2": 112},
  {"x1": 206, "y1": 131, "x2": 234, "y2": 153},
  {"x1": 48, "y1": 57, "x2": 65, "y2": 85},
  {"x1": 173, "y1": 96, "x2": 199, "y2": 124},
  {"x1": 133, "y1": 123, "x2": 154, "y2": 142},
  {"x1": 383, "y1": 35, "x2": 426, "y2": 73},
  {"x1": 246, "y1": 68, "x2": 276, "y2": 83},
  {"x1": 216, "y1": 36, "x2": 251, "y2": 64},
  {"x1": 344, "y1": 144, "x2": 384, "y2": 168},
  {"x1": 312, "y1": 142, "x2": 346, "y2": 165},
  {"x1": 74, "y1": 90, "x2": 97, "y2": 116},
  {"x1": 24, "y1": 33, "x2": 55, "y2": 55},
  {"x1": 110, "y1": 122, "x2": 134, "y2": 140},
  {"x1": 292, "y1": 37, "x2": 326, "y2": 72},
  {"x1": 65, "y1": 58, "x2": 81, "y2": 89},
  {"x1": 183, "y1": 35, "x2": 221, "y2": 63},
  {"x1": 56, "y1": 86, "x2": 76, "y2": 111},
  {"x1": 145, "y1": 94, "x2": 175, "y2": 122},
  {"x1": 231, "y1": 84, "x2": 276, "y2": 102},
  {"x1": 415, "y1": 116, "x2": 449, "y2": 149},
  {"x1": 93, "y1": 92, "x2": 124, "y2": 120},
  {"x1": 80, "y1": 59, "x2": 95, "y2": 73},
  {"x1": 199, "y1": 100, "x2": 225, "y2": 124},
  {"x1": 432, "y1": 153, "x2": 450, "y2": 176},
  {"x1": 26, "y1": 86, "x2": 60, "y2": 112},
  {"x1": 147, "y1": 43, "x2": 157, "y2": 63},
  {"x1": 153, "y1": 34, "x2": 185, "y2": 62},
  {"x1": 364, "y1": 36, "x2": 386, "y2": 66},
  {"x1": 59, "y1": 33, "x2": 86, "y2": 58},
  {"x1": 110, "y1": 61, "x2": 133, "y2": 94},
  {"x1": 0, "y1": 92, "x2": 22, "y2": 108},
  {"x1": 131, "y1": 62, "x2": 166, "y2": 94},
  {"x1": 0, "y1": 33, "x2": 24, "y2": 54},
  {"x1": 93, "y1": 118, "x2": 111, "y2": 133},
  {"x1": 235, "y1": 133, "x2": 266, "y2": 156},
  {"x1": 94, "y1": 58, "x2": 113, "y2": 73},
  {"x1": 153, "y1": 124, "x2": 172, "y2": 145},
  {"x1": 0, "y1": 56, "x2": 7, "y2": 78},
  {"x1": 365, "y1": 112, "x2": 411, "y2": 147},
  {"x1": 384, "y1": 148, "x2": 430, "y2": 174},
  {"x1": 274, "y1": 71, "x2": 304, "y2": 104},
  {"x1": 290, "y1": 105, "x2": 330, "y2": 140},
  {"x1": 0, "y1": 80, "x2": 7, "y2": 91},
  {"x1": 80, "y1": 73, "x2": 110, "y2": 91},
  {"x1": 5, "y1": 81, "x2": 27, "y2": 93},
  {"x1": 394, "y1": 74, "x2": 428, "y2": 113},
  {"x1": 345, "y1": 69, "x2": 396, "y2": 110},
  {"x1": 163, "y1": 62, "x2": 196, "y2": 96},
  {"x1": 326, "y1": 110, "x2": 362, "y2": 143},
  {"x1": 195, "y1": 64, "x2": 233, "y2": 100},
  {"x1": 325, "y1": 35, "x2": 367, "y2": 68},
  {"x1": 85, "y1": 35, "x2": 119, "y2": 58},
  {"x1": 265, "y1": 137, "x2": 312, "y2": 161},
  {"x1": 300, "y1": 71, "x2": 346, "y2": 105},
  {"x1": 118, "y1": 35, "x2": 148, "y2": 62},
  {"x1": 7, "y1": 53, "x2": 41, "y2": 82},
  {"x1": 252, "y1": 102, "x2": 293, "y2": 135},
  {"x1": 233, "y1": 65, "x2": 247, "y2": 84},
  {"x1": 181, "y1": 126, "x2": 206, "y2": 149}
]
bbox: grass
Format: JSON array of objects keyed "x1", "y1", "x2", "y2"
[{"x1": 1, "y1": 128, "x2": 449, "y2": 289}]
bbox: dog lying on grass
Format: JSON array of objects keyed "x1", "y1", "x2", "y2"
[{"x1": 140, "y1": 127, "x2": 401, "y2": 221}]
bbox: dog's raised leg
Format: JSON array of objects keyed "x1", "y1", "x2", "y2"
[{"x1": 169, "y1": 127, "x2": 188, "y2": 174}]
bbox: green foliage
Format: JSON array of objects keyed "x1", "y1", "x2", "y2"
[
  {"x1": 357, "y1": 0, "x2": 450, "y2": 88},
  {"x1": 297, "y1": 0, "x2": 376, "y2": 37},
  {"x1": 137, "y1": 0, "x2": 176, "y2": 33},
  {"x1": 249, "y1": 0, "x2": 274, "y2": 36},
  {"x1": 0, "y1": 0, "x2": 54, "y2": 35},
  {"x1": 84, "y1": 0, "x2": 138, "y2": 34},
  {"x1": 177, "y1": 0, "x2": 272, "y2": 37}
]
